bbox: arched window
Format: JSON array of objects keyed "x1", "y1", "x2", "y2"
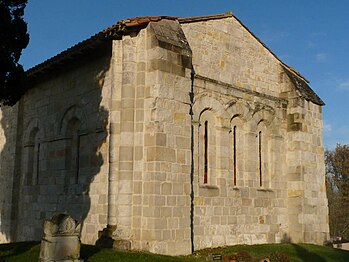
[
  {"x1": 66, "y1": 118, "x2": 81, "y2": 184},
  {"x1": 199, "y1": 110, "x2": 216, "y2": 185},
  {"x1": 230, "y1": 115, "x2": 244, "y2": 187},
  {"x1": 60, "y1": 106, "x2": 87, "y2": 186},
  {"x1": 256, "y1": 121, "x2": 269, "y2": 188},
  {"x1": 34, "y1": 140, "x2": 41, "y2": 185},
  {"x1": 232, "y1": 125, "x2": 237, "y2": 186},
  {"x1": 204, "y1": 120, "x2": 208, "y2": 184},
  {"x1": 24, "y1": 127, "x2": 41, "y2": 185},
  {"x1": 258, "y1": 130, "x2": 262, "y2": 187}
]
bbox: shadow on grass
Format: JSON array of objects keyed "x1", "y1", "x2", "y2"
[
  {"x1": 0, "y1": 241, "x2": 39, "y2": 259},
  {"x1": 0, "y1": 242, "x2": 102, "y2": 261},
  {"x1": 292, "y1": 244, "x2": 326, "y2": 262},
  {"x1": 80, "y1": 244, "x2": 103, "y2": 261}
]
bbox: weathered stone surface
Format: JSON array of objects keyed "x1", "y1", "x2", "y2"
[{"x1": 39, "y1": 214, "x2": 82, "y2": 262}]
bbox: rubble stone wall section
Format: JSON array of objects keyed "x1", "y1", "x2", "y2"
[{"x1": 0, "y1": 105, "x2": 19, "y2": 242}]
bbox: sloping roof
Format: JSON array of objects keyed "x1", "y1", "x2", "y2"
[
  {"x1": 283, "y1": 66, "x2": 324, "y2": 105},
  {"x1": 26, "y1": 12, "x2": 323, "y2": 105},
  {"x1": 26, "y1": 13, "x2": 233, "y2": 79},
  {"x1": 26, "y1": 16, "x2": 179, "y2": 79}
]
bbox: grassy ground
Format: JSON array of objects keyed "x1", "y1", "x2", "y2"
[{"x1": 0, "y1": 241, "x2": 348, "y2": 261}]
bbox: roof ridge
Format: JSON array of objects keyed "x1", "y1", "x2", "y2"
[
  {"x1": 282, "y1": 65, "x2": 324, "y2": 105},
  {"x1": 120, "y1": 16, "x2": 178, "y2": 28},
  {"x1": 179, "y1": 12, "x2": 233, "y2": 23}
]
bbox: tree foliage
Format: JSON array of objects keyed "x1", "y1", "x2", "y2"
[
  {"x1": 325, "y1": 144, "x2": 349, "y2": 239},
  {"x1": 0, "y1": 0, "x2": 29, "y2": 106}
]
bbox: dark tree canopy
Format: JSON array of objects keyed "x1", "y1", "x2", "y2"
[
  {"x1": 0, "y1": 0, "x2": 29, "y2": 106},
  {"x1": 325, "y1": 144, "x2": 349, "y2": 239}
]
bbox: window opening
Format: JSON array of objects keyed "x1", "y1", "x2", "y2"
[
  {"x1": 258, "y1": 130, "x2": 262, "y2": 187},
  {"x1": 204, "y1": 120, "x2": 208, "y2": 184},
  {"x1": 75, "y1": 134, "x2": 81, "y2": 184},
  {"x1": 66, "y1": 119, "x2": 81, "y2": 185},
  {"x1": 233, "y1": 126, "x2": 237, "y2": 186},
  {"x1": 35, "y1": 142, "x2": 41, "y2": 185},
  {"x1": 70, "y1": 131, "x2": 82, "y2": 184},
  {"x1": 26, "y1": 144, "x2": 34, "y2": 185},
  {"x1": 26, "y1": 129, "x2": 40, "y2": 185}
]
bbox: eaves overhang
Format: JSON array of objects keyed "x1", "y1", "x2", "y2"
[
  {"x1": 26, "y1": 16, "x2": 179, "y2": 81},
  {"x1": 283, "y1": 66, "x2": 325, "y2": 106}
]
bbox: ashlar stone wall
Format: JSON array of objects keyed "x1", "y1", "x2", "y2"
[
  {"x1": 191, "y1": 78, "x2": 289, "y2": 249},
  {"x1": 0, "y1": 14, "x2": 329, "y2": 256},
  {"x1": 283, "y1": 87, "x2": 329, "y2": 244},
  {"x1": 181, "y1": 16, "x2": 329, "y2": 250},
  {"x1": 182, "y1": 17, "x2": 282, "y2": 98},
  {"x1": 139, "y1": 21, "x2": 193, "y2": 255},
  {"x1": 96, "y1": 19, "x2": 193, "y2": 255}
]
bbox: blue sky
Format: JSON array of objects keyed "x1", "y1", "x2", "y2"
[{"x1": 20, "y1": 0, "x2": 349, "y2": 149}]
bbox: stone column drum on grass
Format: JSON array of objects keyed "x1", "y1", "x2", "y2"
[{"x1": 39, "y1": 214, "x2": 82, "y2": 262}]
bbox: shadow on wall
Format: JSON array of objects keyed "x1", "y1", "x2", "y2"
[
  {"x1": 281, "y1": 233, "x2": 292, "y2": 243},
  {"x1": 0, "y1": 50, "x2": 111, "y2": 243}
]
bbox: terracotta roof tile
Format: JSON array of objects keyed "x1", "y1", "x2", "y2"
[{"x1": 121, "y1": 16, "x2": 178, "y2": 28}]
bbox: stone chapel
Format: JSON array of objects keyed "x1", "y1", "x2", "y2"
[{"x1": 0, "y1": 12, "x2": 329, "y2": 255}]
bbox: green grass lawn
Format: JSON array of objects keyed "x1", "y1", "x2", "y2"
[{"x1": 0, "y1": 241, "x2": 348, "y2": 261}]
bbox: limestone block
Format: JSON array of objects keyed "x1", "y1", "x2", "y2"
[{"x1": 113, "y1": 239, "x2": 131, "y2": 251}]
